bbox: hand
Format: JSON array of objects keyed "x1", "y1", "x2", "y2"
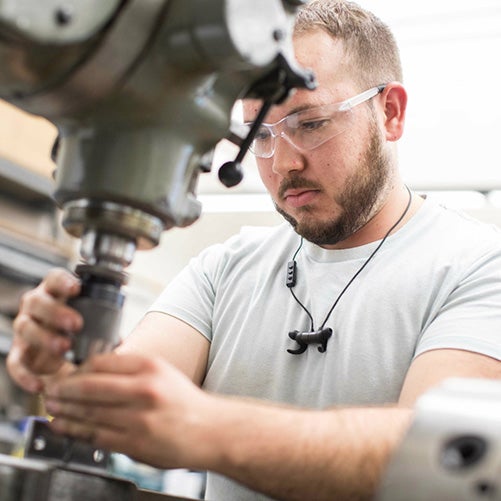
[
  {"x1": 44, "y1": 352, "x2": 213, "y2": 470},
  {"x1": 7, "y1": 268, "x2": 83, "y2": 393}
]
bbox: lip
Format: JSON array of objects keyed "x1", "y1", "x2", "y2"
[{"x1": 283, "y1": 189, "x2": 321, "y2": 208}]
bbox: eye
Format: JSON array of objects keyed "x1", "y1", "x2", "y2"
[
  {"x1": 254, "y1": 126, "x2": 272, "y2": 141},
  {"x1": 298, "y1": 118, "x2": 331, "y2": 132}
]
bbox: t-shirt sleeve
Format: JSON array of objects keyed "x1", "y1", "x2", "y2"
[
  {"x1": 415, "y1": 243, "x2": 501, "y2": 361},
  {"x1": 147, "y1": 244, "x2": 225, "y2": 342}
]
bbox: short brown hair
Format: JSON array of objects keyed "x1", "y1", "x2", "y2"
[{"x1": 294, "y1": 0, "x2": 403, "y2": 87}]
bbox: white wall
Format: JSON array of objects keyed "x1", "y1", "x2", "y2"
[{"x1": 363, "y1": 0, "x2": 501, "y2": 189}]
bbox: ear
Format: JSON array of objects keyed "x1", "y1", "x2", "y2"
[{"x1": 381, "y1": 82, "x2": 407, "y2": 142}]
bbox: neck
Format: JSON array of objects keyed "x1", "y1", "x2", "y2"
[{"x1": 320, "y1": 183, "x2": 422, "y2": 250}]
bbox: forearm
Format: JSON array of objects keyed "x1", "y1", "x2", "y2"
[
  {"x1": 198, "y1": 397, "x2": 413, "y2": 501},
  {"x1": 117, "y1": 312, "x2": 210, "y2": 385}
]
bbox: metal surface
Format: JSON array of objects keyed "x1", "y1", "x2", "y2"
[
  {"x1": 65, "y1": 201, "x2": 163, "y2": 252},
  {"x1": 378, "y1": 378, "x2": 501, "y2": 500},
  {"x1": 24, "y1": 419, "x2": 110, "y2": 469},
  {"x1": 0, "y1": 420, "x2": 196, "y2": 500},
  {"x1": 0, "y1": 453, "x2": 138, "y2": 501},
  {"x1": 0, "y1": 453, "x2": 197, "y2": 501},
  {"x1": 0, "y1": 0, "x2": 122, "y2": 43}
]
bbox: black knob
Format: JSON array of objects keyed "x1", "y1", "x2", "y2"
[
  {"x1": 284, "y1": 0, "x2": 310, "y2": 7},
  {"x1": 218, "y1": 161, "x2": 244, "y2": 188}
]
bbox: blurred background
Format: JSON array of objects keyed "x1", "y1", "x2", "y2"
[{"x1": 0, "y1": 0, "x2": 499, "y2": 497}]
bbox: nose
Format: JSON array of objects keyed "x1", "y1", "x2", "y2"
[{"x1": 271, "y1": 135, "x2": 306, "y2": 177}]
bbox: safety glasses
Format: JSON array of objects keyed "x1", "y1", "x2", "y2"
[{"x1": 246, "y1": 84, "x2": 386, "y2": 158}]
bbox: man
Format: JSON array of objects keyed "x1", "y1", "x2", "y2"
[{"x1": 7, "y1": 1, "x2": 501, "y2": 500}]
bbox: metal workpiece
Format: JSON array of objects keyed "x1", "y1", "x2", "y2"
[
  {"x1": 24, "y1": 419, "x2": 110, "y2": 469},
  {"x1": 378, "y1": 378, "x2": 501, "y2": 500},
  {"x1": 0, "y1": 452, "x2": 196, "y2": 500},
  {"x1": 0, "y1": 453, "x2": 137, "y2": 501},
  {"x1": 2, "y1": 410, "x2": 195, "y2": 501}
]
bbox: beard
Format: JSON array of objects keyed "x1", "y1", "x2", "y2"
[{"x1": 274, "y1": 120, "x2": 393, "y2": 246}]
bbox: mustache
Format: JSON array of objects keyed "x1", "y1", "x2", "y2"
[{"x1": 278, "y1": 176, "x2": 322, "y2": 199}]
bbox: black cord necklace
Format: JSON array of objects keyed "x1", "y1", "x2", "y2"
[{"x1": 286, "y1": 186, "x2": 413, "y2": 355}]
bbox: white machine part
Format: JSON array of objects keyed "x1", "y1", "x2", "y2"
[{"x1": 378, "y1": 378, "x2": 501, "y2": 500}]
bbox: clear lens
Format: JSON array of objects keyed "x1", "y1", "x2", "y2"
[
  {"x1": 250, "y1": 126, "x2": 275, "y2": 158},
  {"x1": 249, "y1": 109, "x2": 353, "y2": 158},
  {"x1": 284, "y1": 107, "x2": 353, "y2": 150}
]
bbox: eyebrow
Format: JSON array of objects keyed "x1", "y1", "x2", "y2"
[
  {"x1": 244, "y1": 101, "x2": 329, "y2": 124},
  {"x1": 285, "y1": 102, "x2": 322, "y2": 115}
]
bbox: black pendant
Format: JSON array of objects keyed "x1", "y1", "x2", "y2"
[{"x1": 287, "y1": 327, "x2": 333, "y2": 355}]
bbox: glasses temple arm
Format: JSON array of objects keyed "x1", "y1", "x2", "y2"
[{"x1": 340, "y1": 84, "x2": 387, "y2": 110}]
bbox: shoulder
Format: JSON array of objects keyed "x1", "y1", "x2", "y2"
[
  {"x1": 403, "y1": 198, "x2": 501, "y2": 285},
  {"x1": 195, "y1": 222, "x2": 298, "y2": 272},
  {"x1": 411, "y1": 197, "x2": 501, "y2": 249}
]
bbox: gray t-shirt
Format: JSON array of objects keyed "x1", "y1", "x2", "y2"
[{"x1": 149, "y1": 198, "x2": 501, "y2": 500}]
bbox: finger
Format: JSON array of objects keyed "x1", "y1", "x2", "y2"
[
  {"x1": 49, "y1": 417, "x2": 135, "y2": 455},
  {"x1": 45, "y1": 397, "x2": 129, "y2": 427},
  {"x1": 13, "y1": 313, "x2": 70, "y2": 376},
  {"x1": 45, "y1": 372, "x2": 146, "y2": 405},
  {"x1": 49, "y1": 416, "x2": 114, "y2": 446},
  {"x1": 14, "y1": 312, "x2": 71, "y2": 357},
  {"x1": 9, "y1": 334, "x2": 61, "y2": 378},
  {"x1": 21, "y1": 343, "x2": 69, "y2": 376},
  {"x1": 19, "y1": 289, "x2": 83, "y2": 334},
  {"x1": 43, "y1": 268, "x2": 81, "y2": 299},
  {"x1": 6, "y1": 344, "x2": 44, "y2": 393}
]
